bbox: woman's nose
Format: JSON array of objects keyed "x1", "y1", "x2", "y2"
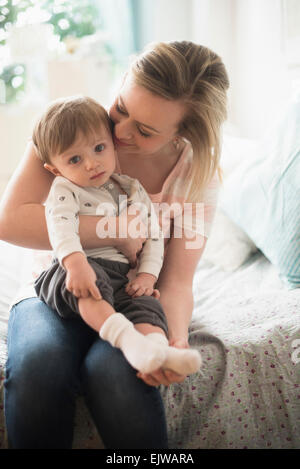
[{"x1": 115, "y1": 120, "x2": 133, "y2": 141}]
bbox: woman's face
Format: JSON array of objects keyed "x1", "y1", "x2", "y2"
[{"x1": 109, "y1": 74, "x2": 185, "y2": 158}]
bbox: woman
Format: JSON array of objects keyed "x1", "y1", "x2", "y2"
[{"x1": 0, "y1": 41, "x2": 229, "y2": 448}]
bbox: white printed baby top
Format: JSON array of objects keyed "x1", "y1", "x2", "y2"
[{"x1": 45, "y1": 173, "x2": 164, "y2": 279}]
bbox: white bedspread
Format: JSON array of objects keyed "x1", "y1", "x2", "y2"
[{"x1": 0, "y1": 244, "x2": 300, "y2": 449}]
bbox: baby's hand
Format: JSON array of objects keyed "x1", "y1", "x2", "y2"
[
  {"x1": 125, "y1": 273, "x2": 157, "y2": 298},
  {"x1": 63, "y1": 253, "x2": 101, "y2": 300}
]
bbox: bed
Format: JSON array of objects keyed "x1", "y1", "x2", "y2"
[{"x1": 0, "y1": 120, "x2": 300, "y2": 449}]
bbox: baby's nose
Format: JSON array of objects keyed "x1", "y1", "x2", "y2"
[{"x1": 85, "y1": 157, "x2": 97, "y2": 170}]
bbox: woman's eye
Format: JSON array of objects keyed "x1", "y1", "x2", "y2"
[
  {"x1": 116, "y1": 103, "x2": 127, "y2": 115},
  {"x1": 115, "y1": 101, "x2": 150, "y2": 137},
  {"x1": 138, "y1": 128, "x2": 151, "y2": 138},
  {"x1": 69, "y1": 155, "x2": 81, "y2": 164},
  {"x1": 95, "y1": 144, "x2": 105, "y2": 152}
]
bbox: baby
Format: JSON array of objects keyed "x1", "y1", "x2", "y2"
[{"x1": 33, "y1": 95, "x2": 202, "y2": 375}]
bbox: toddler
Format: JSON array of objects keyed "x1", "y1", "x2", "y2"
[{"x1": 33, "y1": 95, "x2": 202, "y2": 375}]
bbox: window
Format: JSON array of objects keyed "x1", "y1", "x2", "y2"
[{"x1": 0, "y1": 0, "x2": 119, "y2": 104}]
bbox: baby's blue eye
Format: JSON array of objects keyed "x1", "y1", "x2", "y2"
[
  {"x1": 95, "y1": 144, "x2": 105, "y2": 152},
  {"x1": 69, "y1": 155, "x2": 81, "y2": 164}
]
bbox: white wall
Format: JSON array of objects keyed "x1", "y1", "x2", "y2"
[
  {"x1": 192, "y1": 0, "x2": 235, "y2": 79},
  {"x1": 152, "y1": 0, "x2": 194, "y2": 43},
  {"x1": 191, "y1": 0, "x2": 294, "y2": 138},
  {"x1": 191, "y1": 0, "x2": 236, "y2": 133},
  {"x1": 232, "y1": 0, "x2": 291, "y2": 138}
]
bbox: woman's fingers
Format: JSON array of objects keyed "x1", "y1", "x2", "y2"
[
  {"x1": 136, "y1": 372, "x2": 160, "y2": 387},
  {"x1": 164, "y1": 369, "x2": 186, "y2": 384},
  {"x1": 118, "y1": 235, "x2": 146, "y2": 267},
  {"x1": 137, "y1": 369, "x2": 175, "y2": 387},
  {"x1": 137, "y1": 368, "x2": 187, "y2": 386}
]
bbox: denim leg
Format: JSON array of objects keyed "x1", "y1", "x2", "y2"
[
  {"x1": 80, "y1": 338, "x2": 169, "y2": 449},
  {"x1": 4, "y1": 297, "x2": 96, "y2": 449}
]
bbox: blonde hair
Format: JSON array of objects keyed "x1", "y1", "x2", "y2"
[
  {"x1": 130, "y1": 41, "x2": 229, "y2": 201},
  {"x1": 32, "y1": 95, "x2": 112, "y2": 164}
]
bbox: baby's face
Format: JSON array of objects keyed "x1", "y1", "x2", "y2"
[{"x1": 45, "y1": 126, "x2": 116, "y2": 188}]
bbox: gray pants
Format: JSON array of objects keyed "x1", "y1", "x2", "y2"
[{"x1": 34, "y1": 257, "x2": 168, "y2": 336}]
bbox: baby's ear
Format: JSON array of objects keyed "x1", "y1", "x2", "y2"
[{"x1": 44, "y1": 163, "x2": 62, "y2": 177}]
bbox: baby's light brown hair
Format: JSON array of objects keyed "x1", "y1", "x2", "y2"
[{"x1": 32, "y1": 95, "x2": 113, "y2": 164}]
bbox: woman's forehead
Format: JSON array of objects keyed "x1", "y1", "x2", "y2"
[{"x1": 119, "y1": 74, "x2": 185, "y2": 131}]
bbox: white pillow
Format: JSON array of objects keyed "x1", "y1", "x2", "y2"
[
  {"x1": 221, "y1": 99, "x2": 300, "y2": 289},
  {"x1": 201, "y1": 135, "x2": 259, "y2": 271},
  {"x1": 220, "y1": 134, "x2": 259, "y2": 179},
  {"x1": 202, "y1": 209, "x2": 257, "y2": 271}
]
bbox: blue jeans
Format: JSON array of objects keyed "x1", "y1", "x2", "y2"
[{"x1": 4, "y1": 298, "x2": 168, "y2": 449}]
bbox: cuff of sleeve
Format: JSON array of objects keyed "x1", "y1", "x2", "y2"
[
  {"x1": 137, "y1": 258, "x2": 162, "y2": 279},
  {"x1": 55, "y1": 239, "x2": 86, "y2": 266}
]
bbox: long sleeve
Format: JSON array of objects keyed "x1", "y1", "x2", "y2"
[
  {"x1": 132, "y1": 181, "x2": 164, "y2": 279},
  {"x1": 45, "y1": 176, "x2": 84, "y2": 265}
]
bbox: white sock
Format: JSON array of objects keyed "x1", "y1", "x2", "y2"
[
  {"x1": 99, "y1": 313, "x2": 166, "y2": 374},
  {"x1": 147, "y1": 333, "x2": 202, "y2": 375}
]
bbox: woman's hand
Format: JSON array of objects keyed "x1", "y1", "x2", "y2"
[
  {"x1": 116, "y1": 236, "x2": 146, "y2": 268},
  {"x1": 136, "y1": 336, "x2": 189, "y2": 387},
  {"x1": 115, "y1": 207, "x2": 147, "y2": 267}
]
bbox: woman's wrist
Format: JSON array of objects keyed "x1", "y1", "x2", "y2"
[{"x1": 158, "y1": 284, "x2": 193, "y2": 349}]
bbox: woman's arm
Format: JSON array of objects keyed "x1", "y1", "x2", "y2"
[
  {"x1": 0, "y1": 141, "x2": 146, "y2": 261},
  {"x1": 0, "y1": 141, "x2": 54, "y2": 248},
  {"x1": 137, "y1": 232, "x2": 207, "y2": 386},
  {"x1": 157, "y1": 233, "x2": 207, "y2": 346}
]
